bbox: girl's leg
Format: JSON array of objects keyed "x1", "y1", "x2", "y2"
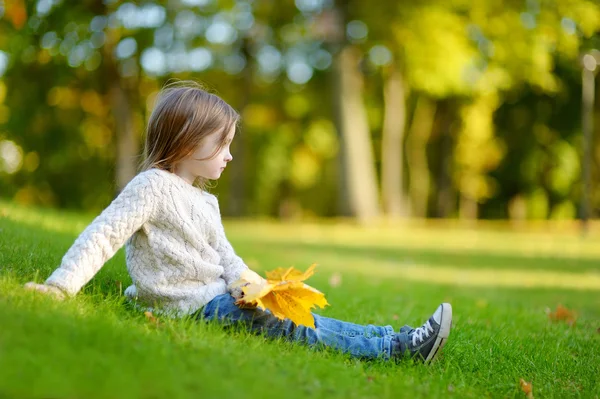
[{"x1": 200, "y1": 294, "x2": 409, "y2": 360}]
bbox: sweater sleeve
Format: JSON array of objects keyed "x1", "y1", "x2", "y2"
[
  {"x1": 45, "y1": 172, "x2": 158, "y2": 296},
  {"x1": 204, "y1": 194, "x2": 248, "y2": 288}
]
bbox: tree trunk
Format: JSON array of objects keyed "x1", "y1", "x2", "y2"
[
  {"x1": 95, "y1": 0, "x2": 139, "y2": 193},
  {"x1": 227, "y1": 37, "x2": 252, "y2": 217},
  {"x1": 110, "y1": 81, "x2": 138, "y2": 192},
  {"x1": 333, "y1": 46, "x2": 380, "y2": 222},
  {"x1": 434, "y1": 102, "x2": 455, "y2": 218},
  {"x1": 459, "y1": 194, "x2": 478, "y2": 220},
  {"x1": 381, "y1": 65, "x2": 409, "y2": 218},
  {"x1": 406, "y1": 95, "x2": 436, "y2": 218}
]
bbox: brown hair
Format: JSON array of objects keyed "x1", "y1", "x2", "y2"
[{"x1": 141, "y1": 80, "x2": 239, "y2": 186}]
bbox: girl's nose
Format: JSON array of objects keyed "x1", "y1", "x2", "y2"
[{"x1": 225, "y1": 150, "x2": 233, "y2": 162}]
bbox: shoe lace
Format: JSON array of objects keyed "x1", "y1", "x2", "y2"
[{"x1": 412, "y1": 321, "x2": 434, "y2": 346}]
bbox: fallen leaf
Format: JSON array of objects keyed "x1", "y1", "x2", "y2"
[
  {"x1": 519, "y1": 378, "x2": 534, "y2": 399},
  {"x1": 234, "y1": 264, "x2": 329, "y2": 328},
  {"x1": 548, "y1": 304, "x2": 577, "y2": 327},
  {"x1": 328, "y1": 272, "x2": 342, "y2": 288},
  {"x1": 392, "y1": 314, "x2": 399, "y2": 321},
  {"x1": 144, "y1": 311, "x2": 160, "y2": 327}
]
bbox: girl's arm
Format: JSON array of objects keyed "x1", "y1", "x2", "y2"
[
  {"x1": 205, "y1": 195, "x2": 250, "y2": 290},
  {"x1": 215, "y1": 222, "x2": 249, "y2": 288},
  {"x1": 39, "y1": 173, "x2": 158, "y2": 297}
]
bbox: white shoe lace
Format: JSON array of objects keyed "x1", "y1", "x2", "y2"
[{"x1": 412, "y1": 320, "x2": 434, "y2": 346}]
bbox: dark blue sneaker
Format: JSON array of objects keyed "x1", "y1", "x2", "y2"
[{"x1": 408, "y1": 303, "x2": 452, "y2": 363}]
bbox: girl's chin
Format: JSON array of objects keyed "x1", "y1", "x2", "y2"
[{"x1": 197, "y1": 173, "x2": 220, "y2": 181}]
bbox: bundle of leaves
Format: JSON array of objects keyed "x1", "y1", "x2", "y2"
[{"x1": 233, "y1": 264, "x2": 328, "y2": 328}]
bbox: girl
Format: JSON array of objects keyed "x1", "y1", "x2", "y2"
[{"x1": 25, "y1": 81, "x2": 452, "y2": 363}]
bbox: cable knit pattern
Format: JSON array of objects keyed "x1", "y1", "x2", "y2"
[{"x1": 45, "y1": 168, "x2": 248, "y2": 317}]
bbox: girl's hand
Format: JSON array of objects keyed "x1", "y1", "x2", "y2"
[
  {"x1": 24, "y1": 282, "x2": 66, "y2": 300},
  {"x1": 229, "y1": 269, "x2": 266, "y2": 305}
]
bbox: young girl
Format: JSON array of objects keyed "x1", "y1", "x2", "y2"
[{"x1": 25, "y1": 81, "x2": 452, "y2": 363}]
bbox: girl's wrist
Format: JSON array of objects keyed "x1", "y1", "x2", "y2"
[{"x1": 45, "y1": 284, "x2": 67, "y2": 298}]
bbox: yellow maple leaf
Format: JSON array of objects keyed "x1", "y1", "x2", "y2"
[
  {"x1": 234, "y1": 264, "x2": 328, "y2": 328},
  {"x1": 283, "y1": 286, "x2": 329, "y2": 309},
  {"x1": 271, "y1": 291, "x2": 317, "y2": 328},
  {"x1": 266, "y1": 264, "x2": 317, "y2": 282},
  {"x1": 257, "y1": 292, "x2": 287, "y2": 319}
]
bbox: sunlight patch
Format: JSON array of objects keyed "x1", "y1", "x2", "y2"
[{"x1": 345, "y1": 262, "x2": 600, "y2": 291}]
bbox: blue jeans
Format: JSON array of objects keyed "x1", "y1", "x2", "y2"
[{"x1": 199, "y1": 294, "x2": 409, "y2": 360}]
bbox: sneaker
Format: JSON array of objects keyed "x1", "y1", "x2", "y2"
[{"x1": 408, "y1": 303, "x2": 452, "y2": 363}]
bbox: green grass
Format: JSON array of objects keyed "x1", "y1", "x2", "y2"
[{"x1": 1, "y1": 201, "x2": 600, "y2": 398}]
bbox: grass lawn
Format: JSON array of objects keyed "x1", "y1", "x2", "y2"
[{"x1": 1, "y1": 201, "x2": 599, "y2": 398}]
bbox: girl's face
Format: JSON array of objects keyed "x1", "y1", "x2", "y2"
[{"x1": 174, "y1": 126, "x2": 235, "y2": 184}]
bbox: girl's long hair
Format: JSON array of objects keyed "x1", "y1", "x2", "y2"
[{"x1": 140, "y1": 81, "x2": 239, "y2": 187}]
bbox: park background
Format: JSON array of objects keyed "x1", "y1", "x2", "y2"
[
  {"x1": 1, "y1": 1, "x2": 600, "y2": 398},
  {"x1": 1, "y1": 0, "x2": 600, "y2": 223}
]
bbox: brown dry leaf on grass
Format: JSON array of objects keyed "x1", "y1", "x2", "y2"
[
  {"x1": 547, "y1": 304, "x2": 577, "y2": 327},
  {"x1": 144, "y1": 311, "x2": 160, "y2": 327},
  {"x1": 519, "y1": 378, "x2": 534, "y2": 399},
  {"x1": 233, "y1": 264, "x2": 329, "y2": 328}
]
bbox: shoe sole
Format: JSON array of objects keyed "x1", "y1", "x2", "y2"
[{"x1": 425, "y1": 303, "x2": 452, "y2": 363}]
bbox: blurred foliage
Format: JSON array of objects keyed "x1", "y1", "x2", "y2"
[{"x1": 0, "y1": 0, "x2": 599, "y2": 220}]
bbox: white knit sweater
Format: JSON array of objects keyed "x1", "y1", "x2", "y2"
[{"x1": 45, "y1": 168, "x2": 248, "y2": 316}]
